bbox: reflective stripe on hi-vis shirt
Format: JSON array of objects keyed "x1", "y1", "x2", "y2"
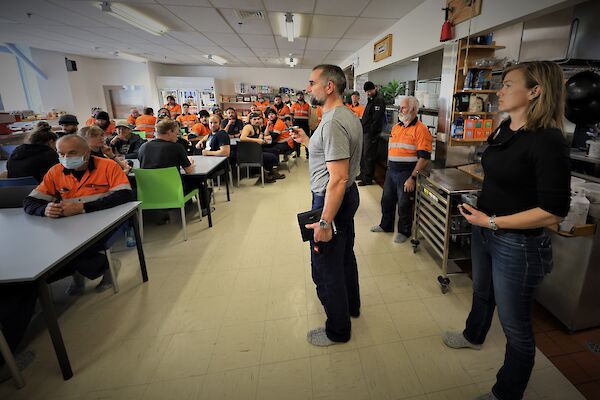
[
  {"x1": 292, "y1": 102, "x2": 309, "y2": 119},
  {"x1": 387, "y1": 120, "x2": 433, "y2": 163},
  {"x1": 388, "y1": 142, "x2": 417, "y2": 150},
  {"x1": 165, "y1": 103, "x2": 182, "y2": 117},
  {"x1": 31, "y1": 156, "x2": 131, "y2": 204},
  {"x1": 135, "y1": 115, "x2": 157, "y2": 133},
  {"x1": 388, "y1": 155, "x2": 418, "y2": 162}
]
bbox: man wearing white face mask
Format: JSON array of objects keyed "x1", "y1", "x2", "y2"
[
  {"x1": 370, "y1": 96, "x2": 432, "y2": 243},
  {"x1": 23, "y1": 134, "x2": 132, "y2": 294}
]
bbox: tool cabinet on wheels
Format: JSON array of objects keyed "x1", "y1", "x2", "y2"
[{"x1": 411, "y1": 168, "x2": 481, "y2": 293}]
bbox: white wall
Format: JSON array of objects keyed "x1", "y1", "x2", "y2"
[
  {"x1": 30, "y1": 48, "x2": 75, "y2": 114},
  {"x1": 0, "y1": 53, "x2": 28, "y2": 111},
  {"x1": 151, "y1": 64, "x2": 312, "y2": 97},
  {"x1": 66, "y1": 55, "x2": 155, "y2": 122},
  {"x1": 342, "y1": 0, "x2": 582, "y2": 75},
  {"x1": 367, "y1": 63, "x2": 418, "y2": 87}
]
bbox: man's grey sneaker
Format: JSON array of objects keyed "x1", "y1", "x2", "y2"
[
  {"x1": 66, "y1": 272, "x2": 85, "y2": 296},
  {"x1": 307, "y1": 327, "x2": 338, "y2": 347},
  {"x1": 442, "y1": 331, "x2": 482, "y2": 350},
  {"x1": 0, "y1": 350, "x2": 36, "y2": 384},
  {"x1": 96, "y1": 258, "x2": 120, "y2": 292},
  {"x1": 474, "y1": 392, "x2": 499, "y2": 400},
  {"x1": 394, "y1": 233, "x2": 409, "y2": 243},
  {"x1": 370, "y1": 225, "x2": 385, "y2": 232}
]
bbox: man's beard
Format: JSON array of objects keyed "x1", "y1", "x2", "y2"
[
  {"x1": 274, "y1": 102, "x2": 283, "y2": 110},
  {"x1": 310, "y1": 97, "x2": 324, "y2": 106},
  {"x1": 399, "y1": 113, "x2": 413, "y2": 125}
]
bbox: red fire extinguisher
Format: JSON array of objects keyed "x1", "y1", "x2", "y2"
[{"x1": 440, "y1": 7, "x2": 454, "y2": 42}]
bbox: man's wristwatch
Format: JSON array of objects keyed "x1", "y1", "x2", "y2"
[
  {"x1": 488, "y1": 215, "x2": 498, "y2": 231},
  {"x1": 319, "y1": 219, "x2": 330, "y2": 230}
]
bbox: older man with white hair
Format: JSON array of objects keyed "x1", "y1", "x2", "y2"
[{"x1": 371, "y1": 96, "x2": 432, "y2": 243}]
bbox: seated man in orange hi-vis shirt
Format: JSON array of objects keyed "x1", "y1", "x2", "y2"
[
  {"x1": 127, "y1": 107, "x2": 140, "y2": 126},
  {"x1": 164, "y1": 95, "x2": 182, "y2": 118},
  {"x1": 135, "y1": 107, "x2": 158, "y2": 139},
  {"x1": 346, "y1": 91, "x2": 365, "y2": 118},
  {"x1": 23, "y1": 134, "x2": 133, "y2": 295},
  {"x1": 176, "y1": 103, "x2": 198, "y2": 130},
  {"x1": 272, "y1": 94, "x2": 291, "y2": 118},
  {"x1": 264, "y1": 108, "x2": 294, "y2": 156},
  {"x1": 254, "y1": 92, "x2": 270, "y2": 113}
]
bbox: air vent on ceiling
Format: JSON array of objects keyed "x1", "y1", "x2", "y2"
[{"x1": 235, "y1": 10, "x2": 265, "y2": 20}]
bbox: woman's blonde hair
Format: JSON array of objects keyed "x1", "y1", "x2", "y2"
[
  {"x1": 502, "y1": 61, "x2": 565, "y2": 131},
  {"x1": 78, "y1": 125, "x2": 104, "y2": 139}
]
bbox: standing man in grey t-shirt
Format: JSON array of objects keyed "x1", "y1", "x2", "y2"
[{"x1": 291, "y1": 64, "x2": 363, "y2": 346}]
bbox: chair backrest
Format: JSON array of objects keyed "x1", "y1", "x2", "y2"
[
  {"x1": 132, "y1": 131, "x2": 146, "y2": 139},
  {"x1": 0, "y1": 176, "x2": 38, "y2": 187},
  {"x1": 0, "y1": 185, "x2": 37, "y2": 208},
  {"x1": 133, "y1": 167, "x2": 186, "y2": 210},
  {"x1": 237, "y1": 141, "x2": 263, "y2": 166},
  {"x1": 0, "y1": 145, "x2": 18, "y2": 158}
]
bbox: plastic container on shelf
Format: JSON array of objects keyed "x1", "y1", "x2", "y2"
[{"x1": 559, "y1": 189, "x2": 590, "y2": 232}]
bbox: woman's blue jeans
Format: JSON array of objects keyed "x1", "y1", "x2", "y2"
[{"x1": 463, "y1": 226, "x2": 553, "y2": 400}]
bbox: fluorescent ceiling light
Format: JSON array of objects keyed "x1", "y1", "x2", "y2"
[
  {"x1": 285, "y1": 13, "x2": 294, "y2": 42},
  {"x1": 114, "y1": 51, "x2": 147, "y2": 63},
  {"x1": 280, "y1": 12, "x2": 301, "y2": 42},
  {"x1": 95, "y1": 1, "x2": 168, "y2": 36},
  {"x1": 204, "y1": 54, "x2": 227, "y2": 65}
]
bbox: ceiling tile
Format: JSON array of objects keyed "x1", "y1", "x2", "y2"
[
  {"x1": 220, "y1": 9, "x2": 272, "y2": 35},
  {"x1": 156, "y1": 0, "x2": 212, "y2": 5},
  {"x1": 225, "y1": 47, "x2": 256, "y2": 57},
  {"x1": 168, "y1": 31, "x2": 214, "y2": 47},
  {"x1": 84, "y1": 28, "x2": 152, "y2": 43},
  {"x1": 334, "y1": 38, "x2": 369, "y2": 51},
  {"x1": 360, "y1": 0, "x2": 424, "y2": 19},
  {"x1": 263, "y1": 0, "x2": 315, "y2": 13},
  {"x1": 327, "y1": 50, "x2": 353, "y2": 58},
  {"x1": 190, "y1": 46, "x2": 231, "y2": 56},
  {"x1": 345, "y1": 17, "x2": 397, "y2": 39},
  {"x1": 165, "y1": 6, "x2": 233, "y2": 33},
  {"x1": 242, "y1": 34, "x2": 277, "y2": 49},
  {"x1": 209, "y1": 0, "x2": 264, "y2": 8},
  {"x1": 203, "y1": 32, "x2": 246, "y2": 47},
  {"x1": 2, "y1": 2, "x2": 105, "y2": 27},
  {"x1": 309, "y1": 15, "x2": 355, "y2": 38},
  {"x1": 275, "y1": 37, "x2": 307, "y2": 51},
  {"x1": 303, "y1": 50, "x2": 330, "y2": 59},
  {"x1": 251, "y1": 48, "x2": 280, "y2": 57},
  {"x1": 305, "y1": 37, "x2": 339, "y2": 50},
  {"x1": 314, "y1": 0, "x2": 367, "y2": 17},
  {"x1": 235, "y1": 55, "x2": 262, "y2": 64}
]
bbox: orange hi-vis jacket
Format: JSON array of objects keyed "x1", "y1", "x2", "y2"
[
  {"x1": 86, "y1": 118, "x2": 116, "y2": 136},
  {"x1": 255, "y1": 99, "x2": 270, "y2": 113},
  {"x1": 268, "y1": 118, "x2": 294, "y2": 148},
  {"x1": 176, "y1": 113, "x2": 198, "y2": 129},
  {"x1": 388, "y1": 119, "x2": 433, "y2": 163},
  {"x1": 29, "y1": 156, "x2": 131, "y2": 204},
  {"x1": 347, "y1": 103, "x2": 365, "y2": 118},
  {"x1": 127, "y1": 114, "x2": 137, "y2": 125},
  {"x1": 135, "y1": 115, "x2": 157, "y2": 138},
  {"x1": 191, "y1": 123, "x2": 210, "y2": 136},
  {"x1": 291, "y1": 101, "x2": 310, "y2": 120},
  {"x1": 165, "y1": 103, "x2": 182, "y2": 118},
  {"x1": 275, "y1": 104, "x2": 291, "y2": 118}
]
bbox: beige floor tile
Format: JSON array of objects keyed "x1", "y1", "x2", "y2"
[
  {"x1": 386, "y1": 299, "x2": 440, "y2": 340},
  {"x1": 266, "y1": 284, "x2": 308, "y2": 320},
  {"x1": 405, "y1": 270, "x2": 450, "y2": 299},
  {"x1": 311, "y1": 350, "x2": 371, "y2": 400},
  {"x1": 152, "y1": 329, "x2": 218, "y2": 381},
  {"x1": 209, "y1": 321, "x2": 265, "y2": 373},
  {"x1": 358, "y1": 277, "x2": 385, "y2": 307},
  {"x1": 141, "y1": 376, "x2": 204, "y2": 400},
  {"x1": 422, "y1": 294, "x2": 470, "y2": 333},
  {"x1": 527, "y1": 366, "x2": 586, "y2": 399},
  {"x1": 363, "y1": 253, "x2": 404, "y2": 276},
  {"x1": 194, "y1": 270, "x2": 239, "y2": 298},
  {"x1": 232, "y1": 268, "x2": 272, "y2": 293},
  {"x1": 261, "y1": 317, "x2": 310, "y2": 364},
  {"x1": 359, "y1": 342, "x2": 424, "y2": 399},
  {"x1": 257, "y1": 358, "x2": 312, "y2": 400},
  {"x1": 425, "y1": 384, "x2": 486, "y2": 400},
  {"x1": 199, "y1": 366, "x2": 259, "y2": 400},
  {"x1": 351, "y1": 304, "x2": 401, "y2": 347},
  {"x1": 269, "y1": 263, "x2": 307, "y2": 289},
  {"x1": 180, "y1": 295, "x2": 230, "y2": 330},
  {"x1": 222, "y1": 290, "x2": 269, "y2": 327},
  {"x1": 373, "y1": 273, "x2": 421, "y2": 303},
  {"x1": 404, "y1": 336, "x2": 473, "y2": 393}
]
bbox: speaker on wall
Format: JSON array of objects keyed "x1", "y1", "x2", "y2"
[{"x1": 65, "y1": 58, "x2": 77, "y2": 72}]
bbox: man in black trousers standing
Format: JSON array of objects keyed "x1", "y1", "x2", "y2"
[{"x1": 358, "y1": 81, "x2": 386, "y2": 186}]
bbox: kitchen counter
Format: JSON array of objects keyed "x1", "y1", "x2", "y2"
[
  {"x1": 425, "y1": 167, "x2": 482, "y2": 193},
  {"x1": 456, "y1": 163, "x2": 484, "y2": 182}
]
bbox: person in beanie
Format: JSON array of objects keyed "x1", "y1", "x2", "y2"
[{"x1": 58, "y1": 114, "x2": 79, "y2": 138}]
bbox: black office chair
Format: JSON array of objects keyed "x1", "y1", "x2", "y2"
[
  {"x1": 0, "y1": 177, "x2": 38, "y2": 187},
  {"x1": 0, "y1": 185, "x2": 37, "y2": 208},
  {"x1": 236, "y1": 142, "x2": 264, "y2": 187}
]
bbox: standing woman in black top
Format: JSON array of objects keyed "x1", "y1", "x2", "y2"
[{"x1": 443, "y1": 61, "x2": 571, "y2": 400}]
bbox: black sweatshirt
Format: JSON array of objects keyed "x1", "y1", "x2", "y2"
[
  {"x1": 361, "y1": 91, "x2": 386, "y2": 136},
  {"x1": 7, "y1": 144, "x2": 59, "y2": 182},
  {"x1": 478, "y1": 120, "x2": 571, "y2": 219}
]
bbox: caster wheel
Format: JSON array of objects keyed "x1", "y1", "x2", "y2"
[
  {"x1": 411, "y1": 239, "x2": 420, "y2": 253},
  {"x1": 437, "y1": 276, "x2": 450, "y2": 294}
]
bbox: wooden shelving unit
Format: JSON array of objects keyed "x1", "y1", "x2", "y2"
[{"x1": 449, "y1": 39, "x2": 504, "y2": 146}]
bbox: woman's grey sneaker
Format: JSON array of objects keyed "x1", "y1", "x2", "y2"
[
  {"x1": 394, "y1": 233, "x2": 409, "y2": 243},
  {"x1": 307, "y1": 327, "x2": 337, "y2": 347},
  {"x1": 442, "y1": 331, "x2": 481, "y2": 350},
  {"x1": 370, "y1": 225, "x2": 385, "y2": 232}
]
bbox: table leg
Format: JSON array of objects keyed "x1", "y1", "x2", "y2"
[
  {"x1": 202, "y1": 180, "x2": 213, "y2": 227},
  {"x1": 224, "y1": 162, "x2": 231, "y2": 202},
  {"x1": 37, "y1": 280, "x2": 73, "y2": 380},
  {"x1": 131, "y1": 212, "x2": 148, "y2": 282}
]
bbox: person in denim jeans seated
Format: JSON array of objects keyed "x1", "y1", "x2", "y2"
[{"x1": 442, "y1": 61, "x2": 571, "y2": 400}]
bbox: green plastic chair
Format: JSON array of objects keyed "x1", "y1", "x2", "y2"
[
  {"x1": 133, "y1": 167, "x2": 201, "y2": 241},
  {"x1": 132, "y1": 130, "x2": 146, "y2": 139}
]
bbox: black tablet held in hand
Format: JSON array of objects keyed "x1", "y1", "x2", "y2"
[{"x1": 297, "y1": 208, "x2": 323, "y2": 242}]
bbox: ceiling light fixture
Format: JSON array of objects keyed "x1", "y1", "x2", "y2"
[
  {"x1": 285, "y1": 55, "x2": 298, "y2": 68},
  {"x1": 95, "y1": 1, "x2": 168, "y2": 36},
  {"x1": 285, "y1": 12, "x2": 294, "y2": 42},
  {"x1": 113, "y1": 51, "x2": 147, "y2": 63},
  {"x1": 204, "y1": 54, "x2": 227, "y2": 65}
]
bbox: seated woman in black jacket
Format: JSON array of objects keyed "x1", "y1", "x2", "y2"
[{"x1": 7, "y1": 128, "x2": 59, "y2": 182}]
